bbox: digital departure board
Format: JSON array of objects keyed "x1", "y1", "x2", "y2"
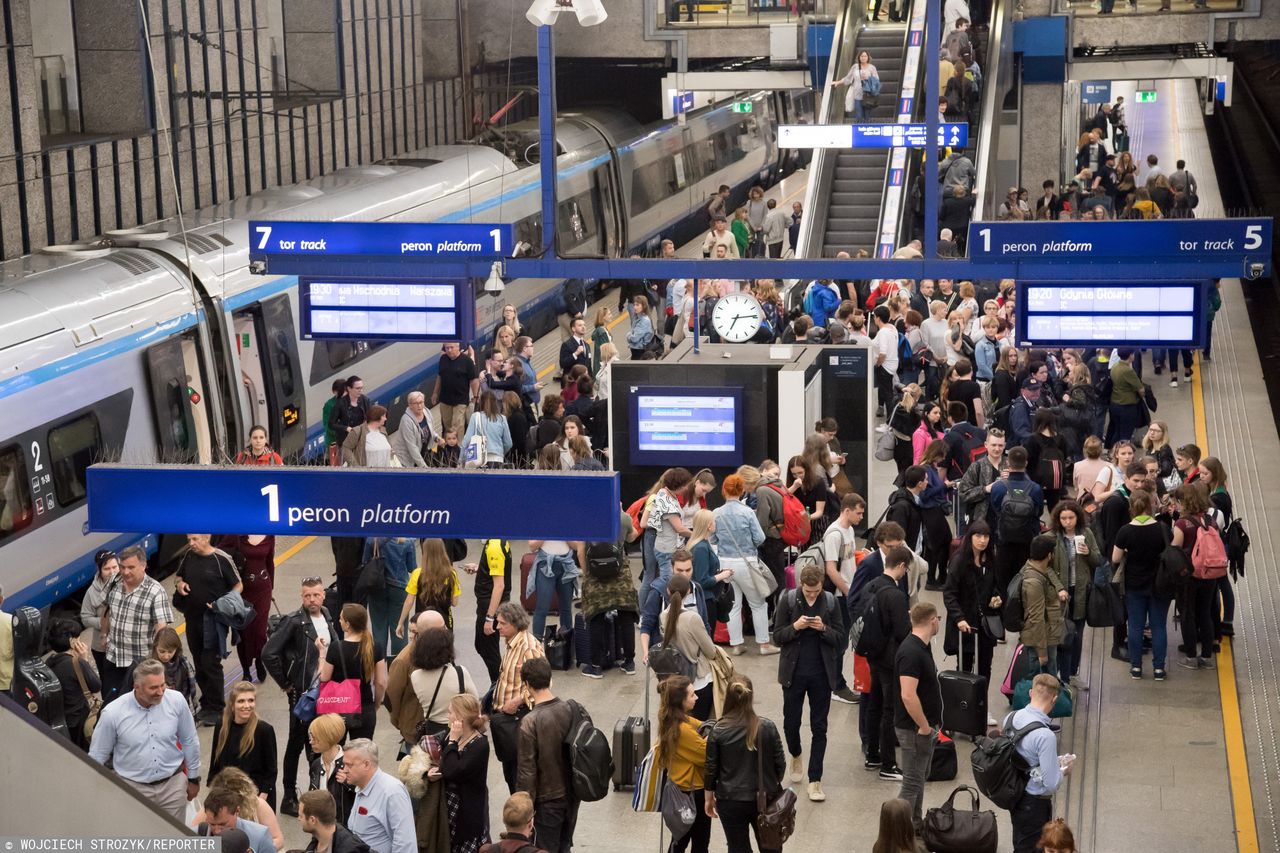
[
  {"x1": 1016, "y1": 282, "x2": 1205, "y2": 348},
  {"x1": 628, "y1": 386, "x2": 744, "y2": 467},
  {"x1": 298, "y1": 278, "x2": 475, "y2": 342}
]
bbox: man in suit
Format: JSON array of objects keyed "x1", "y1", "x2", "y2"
[
  {"x1": 558, "y1": 316, "x2": 592, "y2": 380},
  {"x1": 261, "y1": 577, "x2": 340, "y2": 816}
]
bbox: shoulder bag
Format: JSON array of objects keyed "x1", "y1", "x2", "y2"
[
  {"x1": 70, "y1": 655, "x2": 103, "y2": 739},
  {"x1": 875, "y1": 406, "x2": 899, "y2": 461},
  {"x1": 416, "y1": 664, "x2": 464, "y2": 739},
  {"x1": 315, "y1": 639, "x2": 363, "y2": 716},
  {"x1": 722, "y1": 517, "x2": 777, "y2": 600},
  {"x1": 922, "y1": 785, "x2": 999, "y2": 853},
  {"x1": 755, "y1": 726, "x2": 797, "y2": 849},
  {"x1": 354, "y1": 540, "x2": 387, "y2": 600}
]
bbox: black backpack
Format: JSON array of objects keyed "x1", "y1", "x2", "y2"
[
  {"x1": 971, "y1": 716, "x2": 1050, "y2": 809},
  {"x1": 1002, "y1": 569, "x2": 1028, "y2": 633},
  {"x1": 586, "y1": 541, "x2": 625, "y2": 581},
  {"x1": 1035, "y1": 441, "x2": 1067, "y2": 491},
  {"x1": 852, "y1": 577, "x2": 892, "y2": 658},
  {"x1": 998, "y1": 483, "x2": 1037, "y2": 544},
  {"x1": 563, "y1": 699, "x2": 613, "y2": 802},
  {"x1": 949, "y1": 425, "x2": 987, "y2": 479},
  {"x1": 1225, "y1": 517, "x2": 1250, "y2": 579}
]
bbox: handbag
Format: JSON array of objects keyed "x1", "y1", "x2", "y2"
[
  {"x1": 70, "y1": 655, "x2": 103, "y2": 740},
  {"x1": 315, "y1": 642, "x2": 363, "y2": 716},
  {"x1": 922, "y1": 785, "x2": 999, "y2": 853},
  {"x1": 353, "y1": 540, "x2": 386, "y2": 600},
  {"x1": 723, "y1": 523, "x2": 778, "y2": 599},
  {"x1": 981, "y1": 612, "x2": 1005, "y2": 641},
  {"x1": 293, "y1": 676, "x2": 321, "y2": 722},
  {"x1": 861, "y1": 92, "x2": 881, "y2": 109},
  {"x1": 661, "y1": 779, "x2": 697, "y2": 841},
  {"x1": 755, "y1": 732, "x2": 798, "y2": 849},
  {"x1": 713, "y1": 581, "x2": 736, "y2": 624},
  {"x1": 463, "y1": 413, "x2": 487, "y2": 469},
  {"x1": 874, "y1": 417, "x2": 897, "y2": 462}
]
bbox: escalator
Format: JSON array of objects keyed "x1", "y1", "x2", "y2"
[{"x1": 821, "y1": 25, "x2": 909, "y2": 256}]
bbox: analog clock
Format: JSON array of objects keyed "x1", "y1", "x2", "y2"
[{"x1": 711, "y1": 291, "x2": 765, "y2": 343}]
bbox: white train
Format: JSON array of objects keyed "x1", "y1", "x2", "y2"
[{"x1": 0, "y1": 91, "x2": 814, "y2": 611}]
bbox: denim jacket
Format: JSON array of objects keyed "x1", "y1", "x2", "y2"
[
  {"x1": 711, "y1": 499, "x2": 766, "y2": 559},
  {"x1": 363, "y1": 538, "x2": 417, "y2": 588}
]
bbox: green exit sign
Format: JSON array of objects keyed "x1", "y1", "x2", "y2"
[
  {"x1": 732, "y1": 102, "x2": 753, "y2": 113},
  {"x1": 1136, "y1": 90, "x2": 1157, "y2": 103}
]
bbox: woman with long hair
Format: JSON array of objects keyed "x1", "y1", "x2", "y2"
[
  {"x1": 206, "y1": 767, "x2": 285, "y2": 851},
  {"x1": 1171, "y1": 483, "x2": 1220, "y2": 670},
  {"x1": 836, "y1": 49, "x2": 880, "y2": 123},
  {"x1": 361, "y1": 535, "x2": 416, "y2": 660},
  {"x1": 595, "y1": 342, "x2": 619, "y2": 400},
  {"x1": 912, "y1": 401, "x2": 945, "y2": 464},
  {"x1": 660, "y1": 574, "x2": 718, "y2": 719},
  {"x1": 502, "y1": 391, "x2": 530, "y2": 467},
  {"x1": 493, "y1": 324, "x2": 517, "y2": 359},
  {"x1": 1026, "y1": 409, "x2": 1071, "y2": 508},
  {"x1": 398, "y1": 538, "x2": 462, "y2": 634},
  {"x1": 554, "y1": 414, "x2": 590, "y2": 470},
  {"x1": 648, "y1": 468, "x2": 695, "y2": 586},
  {"x1": 872, "y1": 797, "x2": 928, "y2": 853},
  {"x1": 704, "y1": 675, "x2": 786, "y2": 853},
  {"x1": 943, "y1": 520, "x2": 1000, "y2": 683},
  {"x1": 1141, "y1": 420, "x2": 1176, "y2": 482},
  {"x1": 756, "y1": 280, "x2": 783, "y2": 342},
  {"x1": 918, "y1": 438, "x2": 954, "y2": 590},
  {"x1": 658, "y1": 675, "x2": 711, "y2": 853},
  {"x1": 1199, "y1": 456, "x2": 1235, "y2": 638},
  {"x1": 1057, "y1": 363, "x2": 1098, "y2": 459},
  {"x1": 888, "y1": 383, "x2": 923, "y2": 474},
  {"x1": 1038, "y1": 818, "x2": 1078, "y2": 853},
  {"x1": 1092, "y1": 439, "x2": 1135, "y2": 505},
  {"x1": 462, "y1": 391, "x2": 513, "y2": 468},
  {"x1": 235, "y1": 425, "x2": 283, "y2": 465},
  {"x1": 428, "y1": 694, "x2": 491, "y2": 853},
  {"x1": 785, "y1": 455, "x2": 827, "y2": 544},
  {"x1": 307, "y1": 713, "x2": 354, "y2": 825},
  {"x1": 686, "y1": 508, "x2": 731, "y2": 597},
  {"x1": 216, "y1": 533, "x2": 277, "y2": 683},
  {"x1": 678, "y1": 468, "x2": 718, "y2": 528},
  {"x1": 207, "y1": 681, "x2": 279, "y2": 808},
  {"x1": 498, "y1": 304, "x2": 522, "y2": 339},
  {"x1": 1111, "y1": 490, "x2": 1169, "y2": 680},
  {"x1": 1049, "y1": 500, "x2": 1100, "y2": 688},
  {"x1": 320, "y1": 603, "x2": 388, "y2": 740},
  {"x1": 991, "y1": 345, "x2": 1022, "y2": 413}
]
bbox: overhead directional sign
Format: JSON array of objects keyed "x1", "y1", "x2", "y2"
[
  {"x1": 1081, "y1": 81, "x2": 1111, "y2": 104},
  {"x1": 778, "y1": 122, "x2": 968, "y2": 149},
  {"x1": 86, "y1": 465, "x2": 622, "y2": 541},
  {"x1": 672, "y1": 90, "x2": 695, "y2": 114},
  {"x1": 248, "y1": 220, "x2": 514, "y2": 261},
  {"x1": 1017, "y1": 281, "x2": 1204, "y2": 348},
  {"x1": 1136, "y1": 90, "x2": 1157, "y2": 103},
  {"x1": 299, "y1": 278, "x2": 475, "y2": 342},
  {"x1": 967, "y1": 219, "x2": 1272, "y2": 268}
]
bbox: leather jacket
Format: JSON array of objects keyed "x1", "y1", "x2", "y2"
[
  {"x1": 705, "y1": 718, "x2": 786, "y2": 802},
  {"x1": 261, "y1": 607, "x2": 339, "y2": 695}
]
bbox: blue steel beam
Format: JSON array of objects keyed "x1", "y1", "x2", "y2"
[
  {"x1": 538, "y1": 25, "x2": 557, "y2": 258},
  {"x1": 923, "y1": 0, "x2": 939, "y2": 259}
]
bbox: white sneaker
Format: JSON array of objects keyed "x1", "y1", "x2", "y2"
[
  {"x1": 1170, "y1": 377, "x2": 1178, "y2": 388},
  {"x1": 808, "y1": 781, "x2": 826, "y2": 802},
  {"x1": 875, "y1": 424, "x2": 891, "y2": 434},
  {"x1": 1070, "y1": 675, "x2": 1090, "y2": 691},
  {"x1": 790, "y1": 755, "x2": 804, "y2": 783}
]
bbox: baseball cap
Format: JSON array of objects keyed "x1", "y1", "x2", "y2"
[{"x1": 1022, "y1": 378, "x2": 1043, "y2": 392}]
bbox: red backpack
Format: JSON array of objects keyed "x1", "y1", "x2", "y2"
[
  {"x1": 767, "y1": 484, "x2": 812, "y2": 547},
  {"x1": 1190, "y1": 518, "x2": 1229, "y2": 580}
]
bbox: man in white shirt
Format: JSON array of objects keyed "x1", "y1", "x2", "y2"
[
  {"x1": 823, "y1": 493, "x2": 868, "y2": 705},
  {"x1": 701, "y1": 217, "x2": 739, "y2": 259},
  {"x1": 764, "y1": 199, "x2": 789, "y2": 258},
  {"x1": 872, "y1": 305, "x2": 900, "y2": 421}
]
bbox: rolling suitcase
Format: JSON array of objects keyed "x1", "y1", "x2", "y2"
[
  {"x1": 613, "y1": 668, "x2": 653, "y2": 790},
  {"x1": 940, "y1": 667, "x2": 988, "y2": 737},
  {"x1": 544, "y1": 626, "x2": 573, "y2": 671}
]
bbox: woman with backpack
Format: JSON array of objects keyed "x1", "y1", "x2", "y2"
[
  {"x1": 1048, "y1": 501, "x2": 1100, "y2": 689},
  {"x1": 1111, "y1": 490, "x2": 1170, "y2": 681},
  {"x1": 918, "y1": 439, "x2": 954, "y2": 590},
  {"x1": 398, "y1": 538, "x2": 461, "y2": 633},
  {"x1": 579, "y1": 507, "x2": 640, "y2": 678},
  {"x1": 1199, "y1": 456, "x2": 1236, "y2": 640},
  {"x1": 658, "y1": 574, "x2": 719, "y2": 720},
  {"x1": 712, "y1": 475, "x2": 774, "y2": 656},
  {"x1": 943, "y1": 520, "x2": 1000, "y2": 683},
  {"x1": 786, "y1": 456, "x2": 829, "y2": 544},
  {"x1": 1025, "y1": 409, "x2": 1072, "y2": 509},
  {"x1": 1171, "y1": 484, "x2": 1223, "y2": 670},
  {"x1": 888, "y1": 384, "x2": 923, "y2": 475},
  {"x1": 704, "y1": 674, "x2": 787, "y2": 853},
  {"x1": 657, "y1": 675, "x2": 711, "y2": 853}
]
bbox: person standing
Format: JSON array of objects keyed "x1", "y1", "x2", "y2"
[
  {"x1": 45, "y1": 618, "x2": 102, "y2": 751},
  {"x1": 173, "y1": 534, "x2": 241, "y2": 725},
  {"x1": 322, "y1": 379, "x2": 349, "y2": 465},
  {"x1": 872, "y1": 306, "x2": 900, "y2": 419},
  {"x1": 942, "y1": 521, "x2": 1000, "y2": 685},
  {"x1": 330, "y1": 376, "x2": 370, "y2": 456},
  {"x1": 704, "y1": 675, "x2": 787, "y2": 853},
  {"x1": 298, "y1": 790, "x2": 371, "y2": 853},
  {"x1": 860, "y1": 545, "x2": 914, "y2": 781},
  {"x1": 1005, "y1": 675, "x2": 1074, "y2": 853},
  {"x1": 1172, "y1": 483, "x2": 1222, "y2": 670},
  {"x1": 656, "y1": 675, "x2": 711, "y2": 853},
  {"x1": 80, "y1": 550, "x2": 119, "y2": 677},
  {"x1": 990, "y1": 447, "x2": 1045, "y2": 595},
  {"x1": 433, "y1": 342, "x2": 480, "y2": 440},
  {"x1": 343, "y1": 739, "x2": 416, "y2": 853},
  {"x1": 431, "y1": 694, "x2": 491, "y2": 853},
  {"x1": 88, "y1": 659, "x2": 202, "y2": 820},
  {"x1": 470, "y1": 539, "x2": 512, "y2": 683},
  {"x1": 516, "y1": 658, "x2": 578, "y2": 853},
  {"x1": 771, "y1": 563, "x2": 846, "y2": 803},
  {"x1": 319, "y1": 604, "x2": 388, "y2": 741},
  {"x1": 391, "y1": 391, "x2": 437, "y2": 468},
  {"x1": 894, "y1": 603, "x2": 943, "y2": 826},
  {"x1": 821, "y1": 493, "x2": 867, "y2": 704},
  {"x1": 100, "y1": 546, "x2": 174, "y2": 702},
  {"x1": 957, "y1": 430, "x2": 1007, "y2": 532},
  {"x1": 342, "y1": 406, "x2": 393, "y2": 468},
  {"x1": 713, "y1": 475, "x2": 773, "y2": 656},
  {"x1": 262, "y1": 576, "x2": 339, "y2": 816},
  {"x1": 1019, "y1": 534, "x2": 1066, "y2": 676},
  {"x1": 208, "y1": 681, "x2": 279, "y2": 809},
  {"x1": 217, "y1": 533, "x2": 276, "y2": 685},
  {"x1": 558, "y1": 316, "x2": 593, "y2": 381},
  {"x1": 492, "y1": 602, "x2": 545, "y2": 794},
  {"x1": 578, "y1": 509, "x2": 641, "y2": 678}
]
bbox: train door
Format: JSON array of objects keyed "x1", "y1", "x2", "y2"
[
  {"x1": 143, "y1": 332, "x2": 213, "y2": 464},
  {"x1": 232, "y1": 295, "x2": 307, "y2": 459},
  {"x1": 592, "y1": 165, "x2": 625, "y2": 257}
]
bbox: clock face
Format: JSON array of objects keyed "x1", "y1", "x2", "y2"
[{"x1": 711, "y1": 292, "x2": 765, "y2": 343}]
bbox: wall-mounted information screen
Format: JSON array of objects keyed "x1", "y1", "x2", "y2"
[
  {"x1": 298, "y1": 278, "x2": 474, "y2": 342},
  {"x1": 628, "y1": 386, "x2": 744, "y2": 467},
  {"x1": 1017, "y1": 282, "x2": 1204, "y2": 348}
]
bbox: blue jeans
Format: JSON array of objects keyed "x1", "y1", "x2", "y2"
[
  {"x1": 641, "y1": 528, "x2": 658, "y2": 607},
  {"x1": 1058, "y1": 616, "x2": 1085, "y2": 681},
  {"x1": 655, "y1": 549, "x2": 675, "y2": 586},
  {"x1": 366, "y1": 585, "x2": 408, "y2": 661},
  {"x1": 531, "y1": 553, "x2": 577, "y2": 638},
  {"x1": 1125, "y1": 587, "x2": 1170, "y2": 670},
  {"x1": 853, "y1": 98, "x2": 866, "y2": 122},
  {"x1": 1217, "y1": 576, "x2": 1235, "y2": 629}
]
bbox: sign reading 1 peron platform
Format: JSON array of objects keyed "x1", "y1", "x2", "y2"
[
  {"x1": 86, "y1": 465, "x2": 622, "y2": 541},
  {"x1": 248, "y1": 220, "x2": 515, "y2": 261},
  {"x1": 967, "y1": 219, "x2": 1272, "y2": 267}
]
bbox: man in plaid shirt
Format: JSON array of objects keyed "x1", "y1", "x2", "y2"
[
  {"x1": 102, "y1": 545, "x2": 174, "y2": 701},
  {"x1": 491, "y1": 601, "x2": 544, "y2": 794}
]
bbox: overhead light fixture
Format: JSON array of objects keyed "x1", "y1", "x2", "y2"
[
  {"x1": 526, "y1": 0, "x2": 608, "y2": 27},
  {"x1": 484, "y1": 261, "x2": 506, "y2": 294}
]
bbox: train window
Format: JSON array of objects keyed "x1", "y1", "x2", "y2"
[
  {"x1": 323, "y1": 339, "x2": 386, "y2": 372},
  {"x1": 0, "y1": 445, "x2": 34, "y2": 541},
  {"x1": 160, "y1": 379, "x2": 193, "y2": 454},
  {"x1": 630, "y1": 154, "x2": 687, "y2": 215},
  {"x1": 514, "y1": 215, "x2": 542, "y2": 255},
  {"x1": 557, "y1": 191, "x2": 599, "y2": 252},
  {"x1": 48, "y1": 414, "x2": 102, "y2": 507},
  {"x1": 271, "y1": 330, "x2": 297, "y2": 398},
  {"x1": 704, "y1": 130, "x2": 748, "y2": 173}
]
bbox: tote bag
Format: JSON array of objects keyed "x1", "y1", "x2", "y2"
[{"x1": 316, "y1": 644, "x2": 363, "y2": 716}]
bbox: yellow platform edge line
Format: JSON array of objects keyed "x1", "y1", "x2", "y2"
[{"x1": 1192, "y1": 351, "x2": 1260, "y2": 853}]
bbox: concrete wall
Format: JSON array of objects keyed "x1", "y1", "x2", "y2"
[
  {"x1": 1021, "y1": 82, "x2": 1063, "y2": 188},
  {"x1": 0, "y1": 0, "x2": 511, "y2": 260},
  {"x1": 0, "y1": 694, "x2": 193, "y2": 836}
]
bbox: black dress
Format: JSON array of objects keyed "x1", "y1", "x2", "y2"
[
  {"x1": 207, "y1": 718, "x2": 280, "y2": 808},
  {"x1": 440, "y1": 734, "x2": 491, "y2": 853},
  {"x1": 325, "y1": 638, "x2": 385, "y2": 741},
  {"x1": 47, "y1": 653, "x2": 100, "y2": 751}
]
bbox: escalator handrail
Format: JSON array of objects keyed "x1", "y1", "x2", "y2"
[
  {"x1": 971, "y1": 0, "x2": 1010, "y2": 221},
  {"x1": 873, "y1": 4, "x2": 924, "y2": 260}
]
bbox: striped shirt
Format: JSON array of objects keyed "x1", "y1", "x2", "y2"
[
  {"x1": 492, "y1": 629, "x2": 544, "y2": 710},
  {"x1": 104, "y1": 575, "x2": 175, "y2": 667}
]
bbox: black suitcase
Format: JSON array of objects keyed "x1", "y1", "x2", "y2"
[
  {"x1": 545, "y1": 626, "x2": 573, "y2": 671},
  {"x1": 11, "y1": 606, "x2": 69, "y2": 738},
  {"x1": 612, "y1": 714, "x2": 651, "y2": 790},
  {"x1": 940, "y1": 668, "x2": 988, "y2": 737}
]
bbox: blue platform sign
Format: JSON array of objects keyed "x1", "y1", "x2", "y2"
[
  {"x1": 672, "y1": 91, "x2": 695, "y2": 114},
  {"x1": 248, "y1": 220, "x2": 514, "y2": 261},
  {"x1": 852, "y1": 122, "x2": 968, "y2": 149},
  {"x1": 1081, "y1": 81, "x2": 1111, "y2": 104},
  {"x1": 86, "y1": 465, "x2": 622, "y2": 541},
  {"x1": 967, "y1": 219, "x2": 1273, "y2": 265},
  {"x1": 1017, "y1": 281, "x2": 1205, "y2": 348},
  {"x1": 299, "y1": 278, "x2": 475, "y2": 342}
]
